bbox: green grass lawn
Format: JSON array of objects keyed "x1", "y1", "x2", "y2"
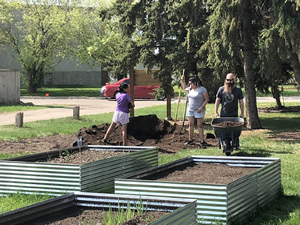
[
  {"x1": 0, "y1": 105, "x2": 67, "y2": 113},
  {"x1": 20, "y1": 84, "x2": 300, "y2": 98},
  {"x1": 21, "y1": 86, "x2": 101, "y2": 97},
  {"x1": 1, "y1": 102, "x2": 300, "y2": 224},
  {"x1": 254, "y1": 84, "x2": 300, "y2": 97}
]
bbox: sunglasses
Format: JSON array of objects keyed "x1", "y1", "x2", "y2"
[{"x1": 226, "y1": 79, "x2": 234, "y2": 82}]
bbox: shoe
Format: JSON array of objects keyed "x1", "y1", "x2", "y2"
[
  {"x1": 200, "y1": 141, "x2": 210, "y2": 147},
  {"x1": 185, "y1": 140, "x2": 194, "y2": 145}
]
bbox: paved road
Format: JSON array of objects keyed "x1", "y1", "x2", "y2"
[
  {"x1": 0, "y1": 97, "x2": 168, "y2": 126},
  {"x1": 1, "y1": 96, "x2": 300, "y2": 126}
]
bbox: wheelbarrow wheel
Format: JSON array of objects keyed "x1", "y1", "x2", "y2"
[
  {"x1": 225, "y1": 152, "x2": 231, "y2": 156},
  {"x1": 224, "y1": 139, "x2": 232, "y2": 156}
]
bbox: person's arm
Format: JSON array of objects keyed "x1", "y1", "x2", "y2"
[
  {"x1": 215, "y1": 98, "x2": 221, "y2": 117},
  {"x1": 130, "y1": 100, "x2": 135, "y2": 107},
  {"x1": 197, "y1": 92, "x2": 209, "y2": 113},
  {"x1": 239, "y1": 98, "x2": 244, "y2": 118},
  {"x1": 127, "y1": 94, "x2": 135, "y2": 111}
]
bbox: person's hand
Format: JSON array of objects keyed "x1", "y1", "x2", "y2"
[
  {"x1": 215, "y1": 113, "x2": 219, "y2": 118},
  {"x1": 240, "y1": 113, "x2": 244, "y2": 118}
]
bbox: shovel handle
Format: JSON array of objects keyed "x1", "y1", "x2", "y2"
[{"x1": 182, "y1": 94, "x2": 188, "y2": 127}]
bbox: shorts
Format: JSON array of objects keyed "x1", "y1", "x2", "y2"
[
  {"x1": 186, "y1": 109, "x2": 205, "y2": 119},
  {"x1": 112, "y1": 111, "x2": 129, "y2": 125}
]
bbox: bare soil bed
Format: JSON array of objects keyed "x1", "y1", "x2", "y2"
[
  {"x1": 28, "y1": 207, "x2": 168, "y2": 225},
  {"x1": 37, "y1": 150, "x2": 127, "y2": 164},
  {"x1": 145, "y1": 162, "x2": 258, "y2": 184},
  {"x1": 27, "y1": 163, "x2": 257, "y2": 224}
]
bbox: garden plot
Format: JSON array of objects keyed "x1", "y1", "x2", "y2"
[
  {"x1": 0, "y1": 192, "x2": 197, "y2": 225},
  {"x1": 115, "y1": 155, "x2": 281, "y2": 225},
  {"x1": 0, "y1": 145, "x2": 158, "y2": 196}
]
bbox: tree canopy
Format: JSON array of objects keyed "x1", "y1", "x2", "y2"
[
  {"x1": 1, "y1": 0, "x2": 299, "y2": 128},
  {"x1": 0, "y1": 0, "x2": 72, "y2": 93}
]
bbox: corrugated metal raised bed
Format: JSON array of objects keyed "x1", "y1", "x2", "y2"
[
  {"x1": 0, "y1": 192, "x2": 197, "y2": 225},
  {"x1": 0, "y1": 145, "x2": 158, "y2": 196},
  {"x1": 115, "y1": 155, "x2": 281, "y2": 225}
]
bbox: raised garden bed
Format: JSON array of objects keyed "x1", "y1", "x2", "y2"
[
  {"x1": 115, "y1": 156, "x2": 281, "y2": 225},
  {"x1": 0, "y1": 145, "x2": 158, "y2": 196},
  {"x1": 0, "y1": 192, "x2": 197, "y2": 225}
]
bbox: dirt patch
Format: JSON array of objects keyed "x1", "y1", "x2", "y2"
[
  {"x1": 267, "y1": 131, "x2": 300, "y2": 144},
  {"x1": 29, "y1": 208, "x2": 168, "y2": 225},
  {"x1": 2, "y1": 113, "x2": 300, "y2": 156},
  {"x1": 0, "y1": 114, "x2": 218, "y2": 155},
  {"x1": 143, "y1": 162, "x2": 257, "y2": 184},
  {"x1": 0, "y1": 134, "x2": 75, "y2": 155},
  {"x1": 37, "y1": 150, "x2": 127, "y2": 164},
  {"x1": 258, "y1": 105, "x2": 300, "y2": 113}
]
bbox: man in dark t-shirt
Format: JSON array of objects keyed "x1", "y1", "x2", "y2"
[
  {"x1": 215, "y1": 73, "x2": 244, "y2": 118},
  {"x1": 215, "y1": 73, "x2": 244, "y2": 150}
]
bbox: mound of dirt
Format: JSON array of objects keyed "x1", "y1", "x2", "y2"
[
  {"x1": 0, "y1": 114, "x2": 217, "y2": 155},
  {"x1": 74, "y1": 114, "x2": 217, "y2": 153}
]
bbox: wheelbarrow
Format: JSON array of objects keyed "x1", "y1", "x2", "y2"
[{"x1": 211, "y1": 117, "x2": 244, "y2": 156}]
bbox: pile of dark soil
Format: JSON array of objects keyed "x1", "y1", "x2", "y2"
[{"x1": 74, "y1": 114, "x2": 217, "y2": 153}]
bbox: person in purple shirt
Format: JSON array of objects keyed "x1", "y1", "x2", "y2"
[{"x1": 102, "y1": 82, "x2": 134, "y2": 146}]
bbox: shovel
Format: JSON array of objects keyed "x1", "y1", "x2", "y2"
[{"x1": 174, "y1": 70, "x2": 185, "y2": 123}]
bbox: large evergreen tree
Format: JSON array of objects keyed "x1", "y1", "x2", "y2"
[
  {"x1": 206, "y1": 0, "x2": 261, "y2": 129},
  {"x1": 110, "y1": 0, "x2": 209, "y2": 118},
  {"x1": 256, "y1": 0, "x2": 293, "y2": 108},
  {"x1": 273, "y1": 0, "x2": 300, "y2": 92}
]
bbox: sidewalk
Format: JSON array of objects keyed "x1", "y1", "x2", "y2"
[
  {"x1": 1, "y1": 96, "x2": 299, "y2": 126},
  {"x1": 255, "y1": 96, "x2": 300, "y2": 103}
]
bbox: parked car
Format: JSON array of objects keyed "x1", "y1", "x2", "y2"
[{"x1": 103, "y1": 78, "x2": 165, "y2": 100}]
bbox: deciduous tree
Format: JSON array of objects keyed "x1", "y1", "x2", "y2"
[{"x1": 0, "y1": 0, "x2": 72, "y2": 93}]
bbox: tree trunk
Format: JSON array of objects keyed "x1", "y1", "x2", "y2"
[
  {"x1": 271, "y1": 85, "x2": 282, "y2": 108},
  {"x1": 27, "y1": 68, "x2": 39, "y2": 93},
  {"x1": 287, "y1": 41, "x2": 300, "y2": 92},
  {"x1": 166, "y1": 94, "x2": 172, "y2": 120},
  {"x1": 28, "y1": 72, "x2": 37, "y2": 93},
  {"x1": 129, "y1": 66, "x2": 135, "y2": 117},
  {"x1": 241, "y1": 1, "x2": 262, "y2": 129}
]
